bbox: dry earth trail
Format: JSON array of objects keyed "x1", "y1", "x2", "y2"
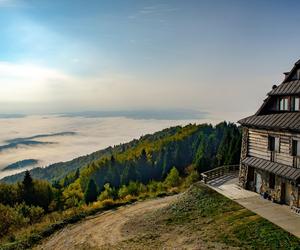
[{"x1": 36, "y1": 195, "x2": 179, "y2": 250}]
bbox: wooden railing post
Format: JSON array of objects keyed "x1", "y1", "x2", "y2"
[{"x1": 200, "y1": 165, "x2": 239, "y2": 184}]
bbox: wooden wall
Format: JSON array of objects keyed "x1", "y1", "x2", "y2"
[{"x1": 248, "y1": 128, "x2": 295, "y2": 166}]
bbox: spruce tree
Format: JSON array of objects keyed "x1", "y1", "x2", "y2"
[
  {"x1": 84, "y1": 179, "x2": 98, "y2": 204},
  {"x1": 22, "y1": 170, "x2": 34, "y2": 205}
]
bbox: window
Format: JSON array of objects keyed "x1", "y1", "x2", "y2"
[
  {"x1": 268, "y1": 136, "x2": 280, "y2": 152},
  {"x1": 293, "y1": 97, "x2": 300, "y2": 111},
  {"x1": 269, "y1": 173, "x2": 275, "y2": 189},
  {"x1": 292, "y1": 139, "x2": 300, "y2": 156},
  {"x1": 279, "y1": 97, "x2": 289, "y2": 111}
]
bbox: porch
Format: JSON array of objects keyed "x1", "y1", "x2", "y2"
[{"x1": 201, "y1": 167, "x2": 300, "y2": 238}]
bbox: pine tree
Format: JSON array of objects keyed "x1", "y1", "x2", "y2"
[
  {"x1": 84, "y1": 179, "x2": 98, "y2": 204},
  {"x1": 22, "y1": 170, "x2": 34, "y2": 205}
]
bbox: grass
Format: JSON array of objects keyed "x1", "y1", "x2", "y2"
[
  {"x1": 115, "y1": 183, "x2": 300, "y2": 250},
  {"x1": 2, "y1": 183, "x2": 300, "y2": 249}
]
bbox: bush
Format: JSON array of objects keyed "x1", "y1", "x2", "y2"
[
  {"x1": 101, "y1": 199, "x2": 115, "y2": 208},
  {"x1": 0, "y1": 204, "x2": 25, "y2": 236},
  {"x1": 15, "y1": 203, "x2": 44, "y2": 224},
  {"x1": 118, "y1": 182, "x2": 146, "y2": 199},
  {"x1": 183, "y1": 170, "x2": 199, "y2": 188},
  {"x1": 118, "y1": 185, "x2": 129, "y2": 199},
  {"x1": 98, "y1": 183, "x2": 115, "y2": 201},
  {"x1": 63, "y1": 181, "x2": 84, "y2": 208},
  {"x1": 164, "y1": 167, "x2": 181, "y2": 188}
]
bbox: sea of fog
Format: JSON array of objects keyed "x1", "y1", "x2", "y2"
[{"x1": 0, "y1": 115, "x2": 214, "y2": 179}]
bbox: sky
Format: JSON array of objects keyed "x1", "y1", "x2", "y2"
[{"x1": 1, "y1": 0, "x2": 300, "y2": 121}]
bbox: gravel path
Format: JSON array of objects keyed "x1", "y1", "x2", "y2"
[{"x1": 35, "y1": 195, "x2": 179, "y2": 250}]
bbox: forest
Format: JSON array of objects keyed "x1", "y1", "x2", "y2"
[{"x1": 0, "y1": 122, "x2": 241, "y2": 248}]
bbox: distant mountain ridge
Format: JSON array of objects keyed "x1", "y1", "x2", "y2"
[
  {"x1": 2, "y1": 159, "x2": 39, "y2": 171},
  {"x1": 5, "y1": 131, "x2": 76, "y2": 144},
  {"x1": 0, "y1": 131, "x2": 76, "y2": 153}
]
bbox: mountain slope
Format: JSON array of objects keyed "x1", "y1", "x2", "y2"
[
  {"x1": 1, "y1": 122, "x2": 241, "y2": 188},
  {"x1": 35, "y1": 183, "x2": 300, "y2": 250}
]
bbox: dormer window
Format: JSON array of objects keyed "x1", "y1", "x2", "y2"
[
  {"x1": 279, "y1": 97, "x2": 289, "y2": 111},
  {"x1": 292, "y1": 97, "x2": 300, "y2": 111}
]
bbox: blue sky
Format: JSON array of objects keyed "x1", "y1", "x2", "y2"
[{"x1": 1, "y1": 0, "x2": 300, "y2": 121}]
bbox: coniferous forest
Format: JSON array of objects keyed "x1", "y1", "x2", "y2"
[{"x1": 0, "y1": 122, "x2": 241, "y2": 247}]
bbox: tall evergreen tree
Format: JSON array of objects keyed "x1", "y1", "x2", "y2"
[
  {"x1": 84, "y1": 179, "x2": 98, "y2": 204},
  {"x1": 22, "y1": 170, "x2": 34, "y2": 205}
]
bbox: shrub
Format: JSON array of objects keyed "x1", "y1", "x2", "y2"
[
  {"x1": 0, "y1": 204, "x2": 25, "y2": 236},
  {"x1": 164, "y1": 167, "x2": 181, "y2": 188},
  {"x1": 15, "y1": 203, "x2": 44, "y2": 224},
  {"x1": 183, "y1": 170, "x2": 199, "y2": 188},
  {"x1": 118, "y1": 185, "x2": 129, "y2": 199},
  {"x1": 98, "y1": 183, "x2": 115, "y2": 201},
  {"x1": 101, "y1": 199, "x2": 115, "y2": 208},
  {"x1": 63, "y1": 180, "x2": 84, "y2": 208}
]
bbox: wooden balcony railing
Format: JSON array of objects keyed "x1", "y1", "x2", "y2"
[{"x1": 200, "y1": 165, "x2": 240, "y2": 184}]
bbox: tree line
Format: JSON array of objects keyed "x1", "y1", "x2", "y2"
[{"x1": 0, "y1": 122, "x2": 241, "y2": 239}]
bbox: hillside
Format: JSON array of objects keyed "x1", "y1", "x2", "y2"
[
  {"x1": 2, "y1": 122, "x2": 241, "y2": 187},
  {"x1": 0, "y1": 122, "x2": 242, "y2": 248},
  {"x1": 36, "y1": 183, "x2": 300, "y2": 249}
]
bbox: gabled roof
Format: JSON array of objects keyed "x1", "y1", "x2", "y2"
[
  {"x1": 242, "y1": 156, "x2": 300, "y2": 181},
  {"x1": 239, "y1": 59, "x2": 300, "y2": 131},
  {"x1": 268, "y1": 80, "x2": 300, "y2": 96}
]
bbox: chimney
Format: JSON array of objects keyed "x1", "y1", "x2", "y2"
[{"x1": 283, "y1": 72, "x2": 289, "y2": 80}]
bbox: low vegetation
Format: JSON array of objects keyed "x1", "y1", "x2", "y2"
[
  {"x1": 0, "y1": 167, "x2": 198, "y2": 249},
  {"x1": 114, "y1": 183, "x2": 300, "y2": 249},
  {"x1": 0, "y1": 122, "x2": 243, "y2": 248}
]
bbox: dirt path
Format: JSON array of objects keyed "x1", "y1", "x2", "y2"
[{"x1": 36, "y1": 195, "x2": 179, "y2": 250}]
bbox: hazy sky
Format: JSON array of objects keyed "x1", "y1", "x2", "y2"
[{"x1": 1, "y1": 0, "x2": 300, "y2": 121}]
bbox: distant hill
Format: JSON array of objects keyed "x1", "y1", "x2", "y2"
[{"x1": 2, "y1": 159, "x2": 39, "y2": 171}]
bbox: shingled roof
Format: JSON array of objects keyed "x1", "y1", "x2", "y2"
[
  {"x1": 239, "y1": 60, "x2": 300, "y2": 131},
  {"x1": 238, "y1": 112, "x2": 300, "y2": 132},
  {"x1": 242, "y1": 156, "x2": 300, "y2": 181},
  {"x1": 268, "y1": 80, "x2": 300, "y2": 96}
]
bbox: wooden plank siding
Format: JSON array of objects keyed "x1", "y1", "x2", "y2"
[{"x1": 248, "y1": 128, "x2": 295, "y2": 166}]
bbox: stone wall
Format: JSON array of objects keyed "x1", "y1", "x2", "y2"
[
  {"x1": 239, "y1": 127, "x2": 249, "y2": 188},
  {"x1": 255, "y1": 169, "x2": 299, "y2": 207}
]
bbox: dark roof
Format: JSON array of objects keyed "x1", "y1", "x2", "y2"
[
  {"x1": 268, "y1": 80, "x2": 300, "y2": 96},
  {"x1": 242, "y1": 156, "x2": 300, "y2": 181},
  {"x1": 239, "y1": 60, "x2": 300, "y2": 129},
  {"x1": 238, "y1": 112, "x2": 300, "y2": 132}
]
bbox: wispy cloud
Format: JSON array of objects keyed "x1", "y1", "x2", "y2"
[{"x1": 0, "y1": 0, "x2": 25, "y2": 8}]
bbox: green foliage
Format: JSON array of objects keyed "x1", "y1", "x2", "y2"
[
  {"x1": 79, "y1": 123, "x2": 241, "y2": 193},
  {"x1": 164, "y1": 167, "x2": 180, "y2": 188},
  {"x1": 84, "y1": 179, "x2": 98, "y2": 204},
  {"x1": 14, "y1": 203, "x2": 44, "y2": 224},
  {"x1": 63, "y1": 181, "x2": 84, "y2": 208},
  {"x1": 0, "y1": 122, "x2": 242, "y2": 246},
  {"x1": 0, "y1": 204, "x2": 24, "y2": 237},
  {"x1": 22, "y1": 170, "x2": 34, "y2": 205},
  {"x1": 98, "y1": 183, "x2": 116, "y2": 201}
]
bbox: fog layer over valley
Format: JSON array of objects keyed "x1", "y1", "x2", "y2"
[{"x1": 0, "y1": 115, "x2": 208, "y2": 179}]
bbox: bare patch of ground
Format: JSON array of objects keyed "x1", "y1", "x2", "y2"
[
  {"x1": 35, "y1": 195, "x2": 180, "y2": 250},
  {"x1": 36, "y1": 183, "x2": 300, "y2": 250}
]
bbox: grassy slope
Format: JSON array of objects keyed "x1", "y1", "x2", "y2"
[{"x1": 114, "y1": 183, "x2": 300, "y2": 250}]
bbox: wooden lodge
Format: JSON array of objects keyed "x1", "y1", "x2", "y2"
[{"x1": 239, "y1": 60, "x2": 300, "y2": 210}]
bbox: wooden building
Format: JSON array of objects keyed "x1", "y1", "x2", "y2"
[{"x1": 238, "y1": 60, "x2": 300, "y2": 210}]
